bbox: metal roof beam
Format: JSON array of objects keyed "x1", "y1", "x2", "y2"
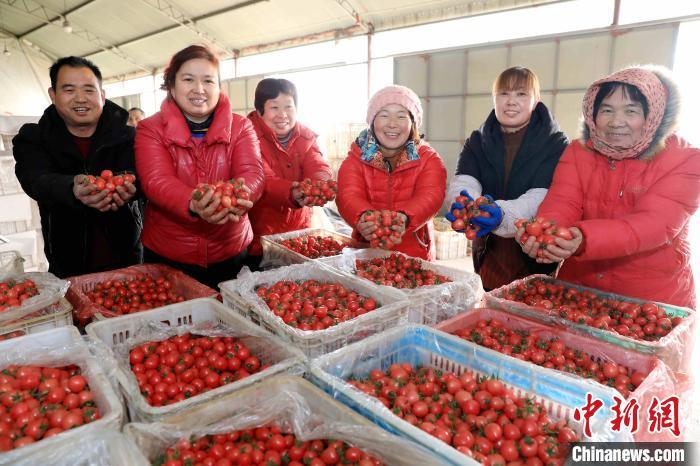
[{"x1": 16, "y1": 0, "x2": 97, "y2": 38}]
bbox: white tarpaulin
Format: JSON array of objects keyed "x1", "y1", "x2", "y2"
[{"x1": 0, "y1": 43, "x2": 51, "y2": 117}]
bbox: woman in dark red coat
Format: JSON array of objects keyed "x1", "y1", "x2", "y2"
[
  {"x1": 336, "y1": 85, "x2": 447, "y2": 260},
  {"x1": 246, "y1": 78, "x2": 333, "y2": 269},
  {"x1": 135, "y1": 45, "x2": 264, "y2": 288}
]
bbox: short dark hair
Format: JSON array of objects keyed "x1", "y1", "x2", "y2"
[
  {"x1": 254, "y1": 78, "x2": 298, "y2": 115},
  {"x1": 128, "y1": 107, "x2": 144, "y2": 114},
  {"x1": 593, "y1": 82, "x2": 649, "y2": 119},
  {"x1": 161, "y1": 45, "x2": 220, "y2": 91},
  {"x1": 49, "y1": 56, "x2": 102, "y2": 90}
]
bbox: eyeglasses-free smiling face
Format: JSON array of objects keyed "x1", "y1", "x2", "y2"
[
  {"x1": 594, "y1": 86, "x2": 646, "y2": 148},
  {"x1": 170, "y1": 58, "x2": 220, "y2": 123},
  {"x1": 493, "y1": 87, "x2": 537, "y2": 132},
  {"x1": 372, "y1": 104, "x2": 413, "y2": 153},
  {"x1": 49, "y1": 65, "x2": 105, "y2": 134},
  {"x1": 261, "y1": 93, "x2": 297, "y2": 138}
]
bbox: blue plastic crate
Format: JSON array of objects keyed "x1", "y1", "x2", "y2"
[{"x1": 310, "y1": 325, "x2": 631, "y2": 466}]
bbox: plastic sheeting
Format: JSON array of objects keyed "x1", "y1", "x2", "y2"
[
  {"x1": 0, "y1": 270, "x2": 69, "y2": 327},
  {"x1": 125, "y1": 375, "x2": 443, "y2": 466}
]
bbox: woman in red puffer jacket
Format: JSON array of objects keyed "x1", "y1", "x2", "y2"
[
  {"x1": 336, "y1": 85, "x2": 447, "y2": 260},
  {"x1": 246, "y1": 78, "x2": 333, "y2": 270},
  {"x1": 135, "y1": 45, "x2": 264, "y2": 288}
]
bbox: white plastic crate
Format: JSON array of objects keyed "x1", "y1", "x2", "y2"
[
  {"x1": 125, "y1": 375, "x2": 441, "y2": 466},
  {"x1": 0, "y1": 327, "x2": 124, "y2": 466},
  {"x1": 0, "y1": 271, "x2": 69, "y2": 328},
  {"x1": 220, "y1": 262, "x2": 410, "y2": 358},
  {"x1": 310, "y1": 324, "x2": 632, "y2": 466},
  {"x1": 8, "y1": 429, "x2": 149, "y2": 466},
  {"x1": 319, "y1": 248, "x2": 483, "y2": 325},
  {"x1": 434, "y1": 229, "x2": 470, "y2": 260},
  {"x1": 85, "y1": 298, "x2": 306, "y2": 422},
  {"x1": 260, "y1": 227, "x2": 361, "y2": 268},
  {"x1": 0, "y1": 297, "x2": 73, "y2": 341}
]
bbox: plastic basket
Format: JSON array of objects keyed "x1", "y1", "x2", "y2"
[
  {"x1": 310, "y1": 324, "x2": 631, "y2": 466},
  {"x1": 434, "y1": 308, "x2": 693, "y2": 441},
  {"x1": 66, "y1": 263, "x2": 218, "y2": 326},
  {"x1": 0, "y1": 250, "x2": 23, "y2": 276},
  {"x1": 220, "y1": 262, "x2": 410, "y2": 358},
  {"x1": 0, "y1": 297, "x2": 73, "y2": 341},
  {"x1": 434, "y1": 229, "x2": 470, "y2": 260},
  {"x1": 124, "y1": 375, "x2": 441, "y2": 466},
  {"x1": 260, "y1": 227, "x2": 362, "y2": 268},
  {"x1": 486, "y1": 275, "x2": 696, "y2": 372},
  {"x1": 0, "y1": 271, "x2": 69, "y2": 327},
  {"x1": 0, "y1": 327, "x2": 124, "y2": 466},
  {"x1": 85, "y1": 298, "x2": 306, "y2": 423},
  {"x1": 7, "y1": 429, "x2": 149, "y2": 466},
  {"x1": 319, "y1": 248, "x2": 483, "y2": 325}
]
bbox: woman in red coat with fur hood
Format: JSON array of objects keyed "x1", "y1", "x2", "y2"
[
  {"x1": 336, "y1": 85, "x2": 447, "y2": 260},
  {"x1": 518, "y1": 66, "x2": 700, "y2": 309}
]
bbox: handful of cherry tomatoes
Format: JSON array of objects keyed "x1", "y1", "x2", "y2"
[
  {"x1": 503, "y1": 278, "x2": 682, "y2": 342},
  {"x1": 298, "y1": 178, "x2": 338, "y2": 206},
  {"x1": 129, "y1": 333, "x2": 268, "y2": 407},
  {"x1": 155, "y1": 425, "x2": 385, "y2": 466},
  {"x1": 191, "y1": 178, "x2": 251, "y2": 213},
  {"x1": 81, "y1": 169, "x2": 136, "y2": 195},
  {"x1": 350, "y1": 363, "x2": 578, "y2": 465},
  {"x1": 0, "y1": 279, "x2": 38, "y2": 312},
  {"x1": 515, "y1": 217, "x2": 573, "y2": 258},
  {"x1": 360, "y1": 210, "x2": 405, "y2": 249},
  {"x1": 256, "y1": 279, "x2": 378, "y2": 331},
  {"x1": 449, "y1": 194, "x2": 496, "y2": 240},
  {"x1": 0, "y1": 364, "x2": 100, "y2": 452}
]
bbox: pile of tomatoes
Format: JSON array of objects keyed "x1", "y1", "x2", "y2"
[
  {"x1": 279, "y1": 235, "x2": 348, "y2": 259},
  {"x1": 502, "y1": 278, "x2": 682, "y2": 342},
  {"x1": 452, "y1": 318, "x2": 648, "y2": 398},
  {"x1": 255, "y1": 280, "x2": 378, "y2": 331},
  {"x1": 514, "y1": 218, "x2": 573, "y2": 258},
  {"x1": 0, "y1": 279, "x2": 38, "y2": 312},
  {"x1": 86, "y1": 274, "x2": 185, "y2": 316},
  {"x1": 155, "y1": 425, "x2": 384, "y2": 466},
  {"x1": 354, "y1": 253, "x2": 452, "y2": 289},
  {"x1": 299, "y1": 178, "x2": 338, "y2": 206},
  {"x1": 129, "y1": 334, "x2": 267, "y2": 407},
  {"x1": 0, "y1": 365, "x2": 100, "y2": 452},
  {"x1": 360, "y1": 210, "x2": 405, "y2": 249},
  {"x1": 81, "y1": 169, "x2": 136, "y2": 195},
  {"x1": 349, "y1": 364, "x2": 577, "y2": 465},
  {"x1": 449, "y1": 194, "x2": 496, "y2": 240},
  {"x1": 191, "y1": 178, "x2": 250, "y2": 212}
]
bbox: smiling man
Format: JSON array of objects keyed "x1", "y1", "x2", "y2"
[{"x1": 12, "y1": 56, "x2": 142, "y2": 278}]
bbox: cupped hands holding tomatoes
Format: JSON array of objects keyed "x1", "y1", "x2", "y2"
[
  {"x1": 129, "y1": 333, "x2": 268, "y2": 407},
  {"x1": 446, "y1": 191, "x2": 503, "y2": 240},
  {"x1": 256, "y1": 279, "x2": 378, "y2": 331},
  {"x1": 155, "y1": 425, "x2": 385, "y2": 466},
  {"x1": 291, "y1": 178, "x2": 338, "y2": 207},
  {"x1": 73, "y1": 169, "x2": 137, "y2": 213},
  {"x1": 515, "y1": 217, "x2": 583, "y2": 263},
  {"x1": 349, "y1": 363, "x2": 577, "y2": 465},
  {"x1": 356, "y1": 210, "x2": 408, "y2": 249},
  {"x1": 190, "y1": 178, "x2": 253, "y2": 225},
  {"x1": 0, "y1": 279, "x2": 38, "y2": 312},
  {"x1": 0, "y1": 364, "x2": 100, "y2": 452}
]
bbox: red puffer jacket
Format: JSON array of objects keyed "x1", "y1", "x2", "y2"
[
  {"x1": 246, "y1": 111, "x2": 333, "y2": 256},
  {"x1": 336, "y1": 142, "x2": 447, "y2": 260},
  {"x1": 135, "y1": 94, "x2": 264, "y2": 267},
  {"x1": 538, "y1": 137, "x2": 700, "y2": 309}
]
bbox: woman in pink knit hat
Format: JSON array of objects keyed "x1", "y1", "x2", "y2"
[
  {"x1": 336, "y1": 85, "x2": 447, "y2": 260},
  {"x1": 517, "y1": 66, "x2": 700, "y2": 309}
]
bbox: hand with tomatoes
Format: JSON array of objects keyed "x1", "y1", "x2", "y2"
[
  {"x1": 188, "y1": 188, "x2": 231, "y2": 225},
  {"x1": 444, "y1": 189, "x2": 473, "y2": 232},
  {"x1": 72, "y1": 174, "x2": 117, "y2": 212},
  {"x1": 469, "y1": 195, "x2": 503, "y2": 238},
  {"x1": 290, "y1": 180, "x2": 309, "y2": 207},
  {"x1": 356, "y1": 211, "x2": 408, "y2": 245},
  {"x1": 517, "y1": 225, "x2": 584, "y2": 263},
  {"x1": 110, "y1": 178, "x2": 137, "y2": 208},
  {"x1": 228, "y1": 182, "x2": 254, "y2": 221}
]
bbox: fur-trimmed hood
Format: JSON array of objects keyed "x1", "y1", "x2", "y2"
[{"x1": 580, "y1": 65, "x2": 681, "y2": 160}]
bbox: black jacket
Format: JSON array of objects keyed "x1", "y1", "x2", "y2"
[
  {"x1": 456, "y1": 102, "x2": 568, "y2": 280},
  {"x1": 13, "y1": 100, "x2": 142, "y2": 278}
]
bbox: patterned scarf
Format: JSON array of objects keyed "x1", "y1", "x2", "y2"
[
  {"x1": 583, "y1": 68, "x2": 668, "y2": 160},
  {"x1": 356, "y1": 128, "x2": 419, "y2": 170}
]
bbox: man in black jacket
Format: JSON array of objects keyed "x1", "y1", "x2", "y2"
[{"x1": 13, "y1": 56, "x2": 142, "y2": 278}]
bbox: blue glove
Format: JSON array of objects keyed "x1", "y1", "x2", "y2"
[
  {"x1": 444, "y1": 190, "x2": 474, "y2": 231},
  {"x1": 470, "y1": 201, "x2": 503, "y2": 237}
]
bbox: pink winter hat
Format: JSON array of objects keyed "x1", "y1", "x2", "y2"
[{"x1": 366, "y1": 85, "x2": 423, "y2": 128}]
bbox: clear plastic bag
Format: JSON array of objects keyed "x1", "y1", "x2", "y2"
[
  {"x1": 0, "y1": 327, "x2": 124, "y2": 466},
  {"x1": 8, "y1": 429, "x2": 149, "y2": 466},
  {"x1": 319, "y1": 248, "x2": 484, "y2": 324},
  {"x1": 124, "y1": 375, "x2": 442, "y2": 466},
  {"x1": 222, "y1": 261, "x2": 410, "y2": 357},
  {"x1": 66, "y1": 263, "x2": 217, "y2": 326},
  {"x1": 0, "y1": 271, "x2": 69, "y2": 327},
  {"x1": 0, "y1": 250, "x2": 23, "y2": 276}
]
